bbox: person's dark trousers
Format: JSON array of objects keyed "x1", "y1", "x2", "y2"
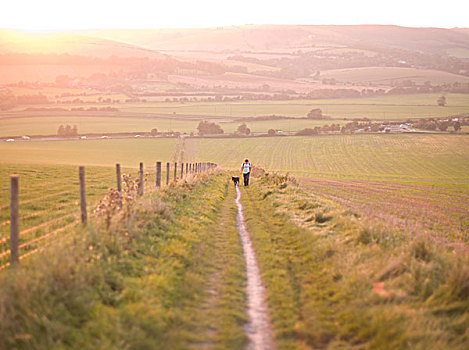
[{"x1": 243, "y1": 172, "x2": 250, "y2": 186}]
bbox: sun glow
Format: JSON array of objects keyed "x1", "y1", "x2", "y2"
[{"x1": 1, "y1": 0, "x2": 468, "y2": 31}]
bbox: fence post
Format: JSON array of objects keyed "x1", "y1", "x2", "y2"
[
  {"x1": 79, "y1": 166, "x2": 87, "y2": 225},
  {"x1": 116, "y1": 163, "x2": 121, "y2": 192},
  {"x1": 139, "y1": 162, "x2": 144, "y2": 196},
  {"x1": 156, "y1": 161, "x2": 161, "y2": 188},
  {"x1": 186, "y1": 163, "x2": 188, "y2": 176},
  {"x1": 10, "y1": 175, "x2": 19, "y2": 267},
  {"x1": 174, "y1": 162, "x2": 177, "y2": 181},
  {"x1": 166, "y1": 162, "x2": 170, "y2": 185},
  {"x1": 181, "y1": 162, "x2": 184, "y2": 178}
]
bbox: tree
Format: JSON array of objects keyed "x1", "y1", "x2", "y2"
[
  {"x1": 57, "y1": 125, "x2": 65, "y2": 136},
  {"x1": 71, "y1": 125, "x2": 78, "y2": 136},
  {"x1": 65, "y1": 125, "x2": 72, "y2": 136},
  {"x1": 307, "y1": 108, "x2": 323, "y2": 119},
  {"x1": 296, "y1": 128, "x2": 319, "y2": 136},
  {"x1": 454, "y1": 121, "x2": 461, "y2": 132},
  {"x1": 150, "y1": 128, "x2": 158, "y2": 136},
  {"x1": 267, "y1": 129, "x2": 277, "y2": 136},
  {"x1": 237, "y1": 123, "x2": 251, "y2": 135},
  {"x1": 438, "y1": 121, "x2": 449, "y2": 131},
  {"x1": 197, "y1": 121, "x2": 224, "y2": 135},
  {"x1": 437, "y1": 95, "x2": 446, "y2": 107}
]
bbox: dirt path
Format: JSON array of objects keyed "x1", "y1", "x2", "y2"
[{"x1": 235, "y1": 186, "x2": 274, "y2": 350}]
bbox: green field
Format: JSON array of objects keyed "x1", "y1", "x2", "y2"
[
  {"x1": 0, "y1": 116, "x2": 201, "y2": 137},
  {"x1": 2, "y1": 93, "x2": 468, "y2": 138},
  {"x1": 0, "y1": 138, "x2": 178, "y2": 167},
  {"x1": 183, "y1": 134, "x2": 469, "y2": 183},
  {"x1": 319, "y1": 67, "x2": 469, "y2": 85},
  {"x1": 0, "y1": 115, "x2": 337, "y2": 137},
  {"x1": 96, "y1": 93, "x2": 469, "y2": 120},
  {"x1": 0, "y1": 164, "x2": 116, "y2": 267}
]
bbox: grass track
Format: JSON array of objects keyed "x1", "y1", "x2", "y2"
[
  {"x1": 0, "y1": 172, "x2": 250, "y2": 349},
  {"x1": 240, "y1": 174, "x2": 469, "y2": 349}
]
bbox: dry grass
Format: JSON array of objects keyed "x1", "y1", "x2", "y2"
[{"x1": 240, "y1": 173, "x2": 469, "y2": 349}]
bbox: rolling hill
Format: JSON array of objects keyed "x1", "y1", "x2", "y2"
[
  {"x1": 78, "y1": 25, "x2": 469, "y2": 55},
  {"x1": 0, "y1": 30, "x2": 166, "y2": 58}
]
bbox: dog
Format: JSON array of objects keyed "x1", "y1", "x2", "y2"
[{"x1": 231, "y1": 176, "x2": 240, "y2": 187}]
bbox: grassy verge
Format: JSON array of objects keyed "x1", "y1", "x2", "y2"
[
  {"x1": 0, "y1": 172, "x2": 246, "y2": 349},
  {"x1": 240, "y1": 174, "x2": 469, "y2": 349}
]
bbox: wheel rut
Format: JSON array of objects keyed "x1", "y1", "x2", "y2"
[{"x1": 235, "y1": 186, "x2": 274, "y2": 350}]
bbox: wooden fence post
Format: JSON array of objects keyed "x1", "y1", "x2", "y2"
[
  {"x1": 138, "y1": 162, "x2": 144, "y2": 196},
  {"x1": 166, "y1": 162, "x2": 170, "y2": 185},
  {"x1": 186, "y1": 163, "x2": 188, "y2": 176},
  {"x1": 181, "y1": 162, "x2": 184, "y2": 178},
  {"x1": 79, "y1": 166, "x2": 87, "y2": 225},
  {"x1": 9, "y1": 175, "x2": 19, "y2": 267},
  {"x1": 116, "y1": 163, "x2": 121, "y2": 192},
  {"x1": 174, "y1": 162, "x2": 177, "y2": 181},
  {"x1": 156, "y1": 161, "x2": 161, "y2": 188}
]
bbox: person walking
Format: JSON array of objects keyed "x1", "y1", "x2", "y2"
[{"x1": 241, "y1": 159, "x2": 252, "y2": 186}]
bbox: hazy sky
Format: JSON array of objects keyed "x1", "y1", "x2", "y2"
[{"x1": 2, "y1": 0, "x2": 468, "y2": 31}]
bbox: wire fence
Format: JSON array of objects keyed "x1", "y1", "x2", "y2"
[{"x1": 0, "y1": 161, "x2": 216, "y2": 270}]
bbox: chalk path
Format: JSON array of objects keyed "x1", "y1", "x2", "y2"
[{"x1": 235, "y1": 185, "x2": 274, "y2": 350}]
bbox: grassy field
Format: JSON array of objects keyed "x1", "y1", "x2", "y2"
[
  {"x1": 319, "y1": 67, "x2": 469, "y2": 85},
  {"x1": 98, "y1": 93, "x2": 469, "y2": 120},
  {"x1": 0, "y1": 115, "x2": 338, "y2": 137},
  {"x1": 0, "y1": 173, "x2": 251, "y2": 348},
  {"x1": 0, "y1": 134, "x2": 467, "y2": 347},
  {"x1": 0, "y1": 116, "x2": 201, "y2": 137},
  {"x1": 0, "y1": 138, "x2": 178, "y2": 167},
  {"x1": 0, "y1": 164, "x2": 115, "y2": 268},
  {"x1": 240, "y1": 174, "x2": 469, "y2": 348},
  {"x1": 1, "y1": 93, "x2": 468, "y2": 138},
  {"x1": 183, "y1": 134, "x2": 469, "y2": 183},
  {"x1": 184, "y1": 134, "x2": 469, "y2": 242},
  {"x1": 0, "y1": 159, "x2": 187, "y2": 268}
]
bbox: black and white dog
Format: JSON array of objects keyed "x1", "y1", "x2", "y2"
[{"x1": 231, "y1": 176, "x2": 240, "y2": 187}]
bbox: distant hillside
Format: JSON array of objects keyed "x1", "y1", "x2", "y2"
[
  {"x1": 0, "y1": 30, "x2": 166, "y2": 59},
  {"x1": 78, "y1": 25, "x2": 469, "y2": 56}
]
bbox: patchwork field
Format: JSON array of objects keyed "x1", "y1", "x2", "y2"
[
  {"x1": 68, "y1": 93, "x2": 469, "y2": 120},
  {"x1": 183, "y1": 134, "x2": 469, "y2": 182},
  {"x1": 319, "y1": 67, "x2": 469, "y2": 85},
  {"x1": 183, "y1": 133, "x2": 469, "y2": 243},
  {"x1": 1, "y1": 93, "x2": 469, "y2": 138},
  {"x1": 0, "y1": 115, "x2": 336, "y2": 137}
]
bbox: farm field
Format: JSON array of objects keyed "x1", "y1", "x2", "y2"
[
  {"x1": 79, "y1": 93, "x2": 469, "y2": 120},
  {"x1": 1, "y1": 92, "x2": 468, "y2": 138},
  {"x1": 0, "y1": 138, "x2": 178, "y2": 167},
  {"x1": 318, "y1": 67, "x2": 469, "y2": 85},
  {"x1": 0, "y1": 164, "x2": 116, "y2": 268},
  {"x1": 183, "y1": 134, "x2": 469, "y2": 183},
  {"x1": 0, "y1": 115, "x2": 201, "y2": 137},
  {"x1": 183, "y1": 133, "x2": 469, "y2": 243},
  {"x1": 0, "y1": 157, "x2": 187, "y2": 268},
  {"x1": 0, "y1": 115, "x2": 336, "y2": 137},
  {"x1": 298, "y1": 178, "x2": 469, "y2": 242}
]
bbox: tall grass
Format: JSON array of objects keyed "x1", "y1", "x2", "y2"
[
  {"x1": 240, "y1": 173, "x2": 469, "y2": 349},
  {"x1": 0, "y1": 172, "x2": 247, "y2": 349}
]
